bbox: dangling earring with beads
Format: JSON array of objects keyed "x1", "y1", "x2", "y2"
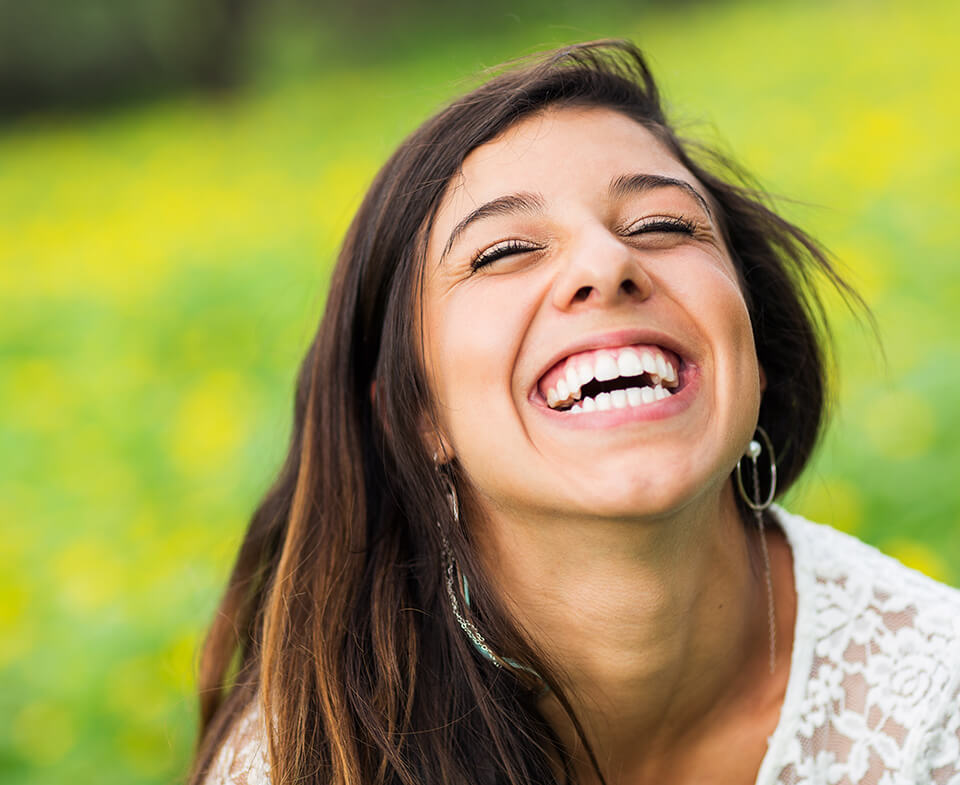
[
  {"x1": 735, "y1": 426, "x2": 778, "y2": 674},
  {"x1": 434, "y1": 469, "x2": 501, "y2": 666},
  {"x1": 433, "y1": 456, "x2": 546, "y2": 688}
]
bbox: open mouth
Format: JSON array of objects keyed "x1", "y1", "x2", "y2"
[{"x1": 538, "y1": 344, "x2": 682, "y2": 414}]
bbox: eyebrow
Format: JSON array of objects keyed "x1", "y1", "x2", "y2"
[
  {"x1": 440, "y1": 192, "x2": 546, "y2": 265},
  {"x1": 608, "y1": 173, "x2": 714, "y2": 219},
  {"x1": 439, "y1": 173, "x2": 712, "y2": 264}
]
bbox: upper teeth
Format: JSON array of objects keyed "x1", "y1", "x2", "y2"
[{"x1": 544, "y1": 345, "x2": 679, "y2": 410}]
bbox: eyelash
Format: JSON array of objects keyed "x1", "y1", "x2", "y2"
[
  {"x1": 471, "y1": 239, "x2": 541, "y2": 270},
  {"x1": 469, "y1": 215, "x2": 699, "y2": 271},
  {"x1": 625, "y1": 215, "x2": 698, "y2": 236}
]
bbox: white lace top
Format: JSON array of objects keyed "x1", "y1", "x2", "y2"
[{"x1": 202, "y1": 508, "x2": 960, "y2": 784}]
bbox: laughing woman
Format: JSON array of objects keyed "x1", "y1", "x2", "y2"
[{"x1": 190, "y1": 41, "x2": 960, "y2": 785}]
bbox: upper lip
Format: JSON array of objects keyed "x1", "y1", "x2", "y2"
[{"x1": 529, "y1": 327, "x2": 694, "y2": 401}]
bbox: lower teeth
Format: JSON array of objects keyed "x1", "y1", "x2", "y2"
[{"x1": 566, "y1": 385, "x2": 672, "y2": 413}]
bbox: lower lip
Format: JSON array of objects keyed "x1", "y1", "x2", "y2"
[{"x1": 530, "y1": 365, "x2": 700, "y2": 429}]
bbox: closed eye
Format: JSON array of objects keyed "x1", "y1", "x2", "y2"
[
  {"x1": 471, "y1": 215, "x2": 699, "y2": 270},
  {"x1": 471, "y1": 239, "x2": 541, "y2": 271},
  {"x1": 625, "y1": 215, "x2": 697, "y2": 236}
]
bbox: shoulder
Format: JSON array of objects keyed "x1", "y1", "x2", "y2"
[
  {"x1": 200, "y1": 698, "x2": 272, "y2": 785},
  {"x1": 768, "y1": 507, "x2": 960, "y2": 781},
  {"x1": 775, "y1": 505, "x2": 960, "y2": 626}
]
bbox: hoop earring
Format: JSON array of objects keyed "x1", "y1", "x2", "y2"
[
  {"x1": 435, "y1": 470, "x2": 545, "y2": 687},
  {"x1": 736, "y1": 425, "x2": 778, "y2": 674},
  {"x1": 735, "y1": 425, "x2": 777, "y2": 511}
]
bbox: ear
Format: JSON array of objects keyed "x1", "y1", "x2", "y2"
[
  {"x1": 420, "y1": 407, "x2": 456, "y2": 465},
  {"x1": 424, "y1": 425, "x2": 456, "y2": 466},
  {"x1": 375, "y1": 377, "x2": 457, "y2": 463},
  {"x1": 759, "y1": 364, "x2": 767, "y2": 394}
]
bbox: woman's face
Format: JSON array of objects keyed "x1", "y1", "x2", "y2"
[{"x1": 421, "y1": 106, "x2": 762, "y2": 523}]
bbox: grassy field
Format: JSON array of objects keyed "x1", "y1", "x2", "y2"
[{"x1": 2, "y1": 2, "x2": 958, "y2": 782}]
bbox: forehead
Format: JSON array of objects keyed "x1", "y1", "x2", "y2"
[{"x1": 426, "y1": 106, "x2": 702, "y2": 257}]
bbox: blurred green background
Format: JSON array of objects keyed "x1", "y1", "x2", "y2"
[{"x1": 1, "y1": 0, "x2": 958, "y2": 782}]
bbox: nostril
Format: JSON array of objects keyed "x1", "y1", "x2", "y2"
[
  {"x1": 573, "y1": 285, "x2": 592, "y2": 303},
  {"x1": 620, "y1": 279, "x2": 638, "y2": 296}
]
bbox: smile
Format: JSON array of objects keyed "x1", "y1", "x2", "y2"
[{"x1": 538, "y1": 344, "x2": 682, "y2": 413}]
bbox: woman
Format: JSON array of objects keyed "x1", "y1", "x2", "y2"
[{"x1": 190, "y1": 41, "x2": 960, "y2": 785}]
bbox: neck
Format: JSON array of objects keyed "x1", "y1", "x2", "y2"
[{"x1": 476, "y1": 484, "x2": 793, "y2": 784}]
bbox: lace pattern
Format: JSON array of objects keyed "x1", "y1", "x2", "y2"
[
  {"x1": 761, "y1": 508, "x2": 960, "y2": 785},
  {"x1": 202, "y1": 699, "x2": 270, "y2": 785},
  {"x1": 200, "y1": 509, "x2": 960, "y2": 784}
]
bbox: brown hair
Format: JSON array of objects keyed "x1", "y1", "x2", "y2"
[{"x1": 189, "y1": 40, "x2": 859, "y2": 785}]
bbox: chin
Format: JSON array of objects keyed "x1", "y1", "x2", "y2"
[{"x1": 559, "y1": 470, "x2": 714, "y2": 522}]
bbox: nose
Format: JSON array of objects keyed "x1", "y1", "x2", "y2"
[{"x1": 550, "y1": 227, "x2": 654, "y2": 311}]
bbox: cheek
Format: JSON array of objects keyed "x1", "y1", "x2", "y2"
[
  {"x1": 676, "y1": 263, "x2": 761, "y2": 400},
  {"x1": 713, "y1": 281, "x2": 763, "y2": 433},
  {"x1": 712, "y1": 281, "x2": 760, "y2": 384},
  {"x1": 424, "y1": 281, "x2": 532, "y2": 442},
  {"x1": 677, "y1": 258, "x2": 754, "y2": 344}
]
